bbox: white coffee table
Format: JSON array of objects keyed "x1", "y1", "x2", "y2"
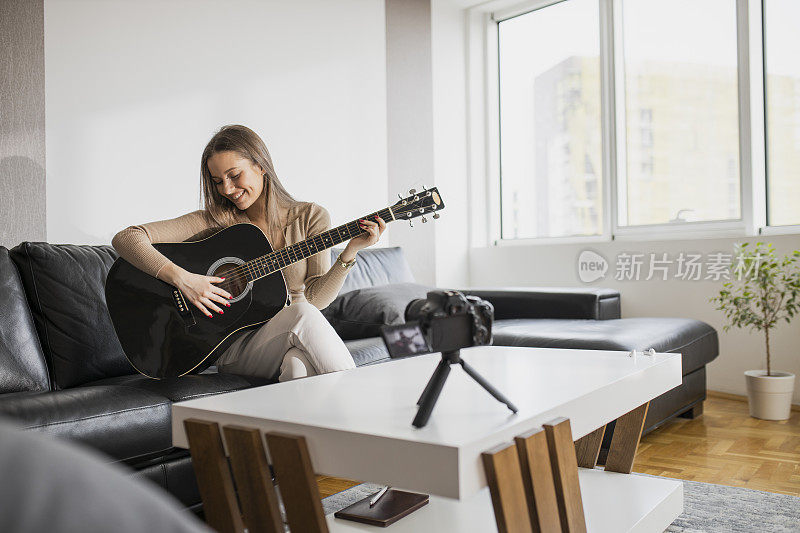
[{"x1": 172, "y1": 346, "x2": 683, "y2": 532}]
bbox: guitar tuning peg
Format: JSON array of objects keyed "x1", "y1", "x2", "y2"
[
  {"x1": 397, "y1": 193, "x2": 403, "y2": 200},
  {"x1": 433, "y1": 213, "x2": 440, "y2": 219},
  {"x1": 421, "y1": 216, "x2": 428, "y2": 223},
  {"x1": 409, "y1": 188, "x2": 416, "y2": 195},
  {"x1": 408, "y1": 220, "x2": 414, "y2": 228}
]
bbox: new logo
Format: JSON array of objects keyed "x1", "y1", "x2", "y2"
[{"x1": 577, "y1": 250, "x2": 608, "y2": 283}]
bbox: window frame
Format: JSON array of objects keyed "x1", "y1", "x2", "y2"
[
  {"x1": 761, "y1": 0, "x2": 800, "y2": 231},
  {"x1": 470, "y1": 0, "x2": 783, "y2": 247}
]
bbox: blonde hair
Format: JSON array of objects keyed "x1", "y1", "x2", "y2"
[{"x1": 200, "y1": 124, "x2": 301, "y2": 239}]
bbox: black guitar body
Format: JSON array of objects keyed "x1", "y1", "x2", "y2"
[{"x1": 105, "y1": 223, "x2": 288, "y2": 379}]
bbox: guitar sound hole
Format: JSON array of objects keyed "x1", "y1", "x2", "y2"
[{"x1": 213, "y1": 263, "x2": 249, "y2": 299}]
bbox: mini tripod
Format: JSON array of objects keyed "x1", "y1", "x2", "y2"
[{"x1": 412, "y1": 349, "x2": 518, "y2": 428}]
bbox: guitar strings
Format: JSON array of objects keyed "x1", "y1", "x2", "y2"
[
  {"x1": 208, "y1": 203, "x2": 426, "y2": 290},
  {"x1": 214, "y1": 206, "x2": 396, "y2": 288},
  {"x1": 214, "y1": 211, "x2": 381, "y2": 287}
]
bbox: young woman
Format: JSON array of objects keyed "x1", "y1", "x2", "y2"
[{"x1": 111, "y1": 124, "x2": 385, "y2": 381}]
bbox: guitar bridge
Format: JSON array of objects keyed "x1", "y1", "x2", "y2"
[{"x1": 172, "y1": 289, "x2": 196, "y2": 326}]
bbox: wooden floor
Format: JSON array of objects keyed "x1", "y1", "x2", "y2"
[
  {"x1": 316, "y1": 474, "x2": 361, "y2": 499},
  {"x1": 317, "y1": 392, "x2": 800, "y2": 499},
  {"x1": 632, "y1": 392, "x2": 800, "y2": 497}
]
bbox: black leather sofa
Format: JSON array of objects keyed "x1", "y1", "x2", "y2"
[{"x1": 0, "y1": 242, "x2": 717, "y2": 510}]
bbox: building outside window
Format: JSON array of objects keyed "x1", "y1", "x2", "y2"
[{"x1": 497, "y1": 0, "x2": 602, "y2": 239}]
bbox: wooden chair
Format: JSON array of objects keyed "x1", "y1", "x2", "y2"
[
  {"x1": 183, "y1": 419, "x2": 329, "y2": 533},
  {"x1": 482, "y1": 404, "x2": 649, "y2": 533},
  {"x1": 482, "y1": 417, "x2": 586, "y2": 533}
]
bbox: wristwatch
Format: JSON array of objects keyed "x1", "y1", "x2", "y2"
[{"x1": 338, "y1": 256, "x2": 357, "y2": 269}]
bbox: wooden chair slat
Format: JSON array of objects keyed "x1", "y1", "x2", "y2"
[
  {"x1": 265, "y1": 431, "x2": 329, "y2": 533},
  {"x1": 482, "y1": 442, "x2": 534, "y2": 533},
  {"x1": 574, "y1": 425, "x2": 605, "y2": 469},
  {"x1": 543, "y1": 417, "x2": 587, "y2": 533},
  {"x1": 223, "y1": 425, "x2": 284, "y2": 533},
  {"x1": 605, "y1": 402, "x2": 649, "y2": 474},
  {"x1": 515, "y1": 428, "x2": 562, "y2": 533},
  {"x1": 183, "y1": 419, "x2": 245, "y2": 533}
]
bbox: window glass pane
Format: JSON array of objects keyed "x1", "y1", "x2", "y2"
[
  {"x1": 765, "y1": 0, "x2": 800, "y2": 227},
  {"x1": 498, "y1": 0, "x2": 602, "y2": 239},
  {"x1": 621, "y1": 0, "x2": 740, "y2": 226}
]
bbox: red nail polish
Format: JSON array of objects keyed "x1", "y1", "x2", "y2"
[
  {"x1": 207, "y1": 314, "x2": 212, "y2": 318},
  {"x1": 219, "y1": 310, "x2": 224, "y2": 314},
  {"x1": 221, "y1": 277, "x2": 225, "y2": 280},
  {"x1": 225, "y1": 303, "x2": 231, "y2": 307}
]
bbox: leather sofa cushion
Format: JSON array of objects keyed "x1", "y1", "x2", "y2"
[
  {"x1": 331, "y1": 247, "x2": 415, "y2": 294},
  {"x1": 0, "y1": 247, "x2": 50, "y2": 393},
  {"x1": 133, "y1": 451, "x2": 201, "y2": 509},
  {"x1": 463, "y1": 288, "x2": 621, "y2": 320},
  {"x1": 323, "y1": 282, "x2": 433, "y2": 340},
  {"x1": 9, "y1": 242, "x2": 134, "y2": 388},
  {"x1": 85, "y1": 372, "x2": 273, "y2": 402},
  {"x1": 0, "y1": 385, "x2": 172, "y2": 462},
  {"x1": 492, "y1": 317, "x2": 718, "y2": 376},
  {"x1": 344, "y1": 337, "x2": 391, "y2": 367}
]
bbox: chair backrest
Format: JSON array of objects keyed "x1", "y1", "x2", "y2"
[
  {"x1": 482, "y1": 417, "x2": 587, "y2": 533},
  {"x1": 183, "y1": 418, "x2": 328, "y2": 533},
  {"x1": 483, "y1": 406, "x2": 649, "y2": 533}
]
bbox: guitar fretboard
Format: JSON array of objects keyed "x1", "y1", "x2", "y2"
[{"x1": 243, "y1": 207, "x2": 395, "y2": 281}]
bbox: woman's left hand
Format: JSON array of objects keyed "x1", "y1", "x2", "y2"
[{"x1": 341, "y1": 215, "x2": 386, "y2": 260}]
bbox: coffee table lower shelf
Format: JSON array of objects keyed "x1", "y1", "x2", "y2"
[{"x1": 327, "y1": 468, "x2": 683, "y2": 533}]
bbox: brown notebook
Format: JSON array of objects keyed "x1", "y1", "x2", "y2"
[{"x1": 333, "y1": 489, "x2": 429, "y2": 527}]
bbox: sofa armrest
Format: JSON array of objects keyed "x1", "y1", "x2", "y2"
[{"x1": 460, "y1": 287, "x2": 621, "y2": 320}]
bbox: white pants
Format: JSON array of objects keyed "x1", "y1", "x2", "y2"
[{"x1": 215, "y1": 302, "x2": 356, "y2": 382}]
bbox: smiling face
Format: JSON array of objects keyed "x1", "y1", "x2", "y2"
[{"x1": 206, "y1": 151, "x2": 265, "y2": 211}]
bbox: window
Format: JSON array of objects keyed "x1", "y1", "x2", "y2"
[
  {"x1": 483, "y1": 0, "x2": 797, "y2": 243},
  {"x1": 620, "y1": 0, "x2": 740, "y2": 226},
  {"x1": 764, "y1": 0, "x2": 800, "y2": 227},
  {"x1": 497, "y1": 0, "x2": 602, "y2": 239}
]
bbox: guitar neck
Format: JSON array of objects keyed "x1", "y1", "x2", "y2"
[{"x1": 245, "y1": 206, "x2": 396, "y2": 281}]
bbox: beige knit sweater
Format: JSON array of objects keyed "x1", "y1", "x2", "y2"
[{"x1": 111, "y1": 202, "x2": 350, "y2": 310}]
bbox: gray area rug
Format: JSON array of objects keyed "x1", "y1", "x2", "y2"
[
  {"x1": 321, "y1": 482, "x2": 385, "y2": 516},
  {"x1": 321, "y1": 476, "x2": 800, "y2": 532},
  {"x1": 655, "y1": 475, "x2": 800, "y2": 533}
]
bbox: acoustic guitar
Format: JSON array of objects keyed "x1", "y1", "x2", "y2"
[{"x1": 105, "y1": 187, "x2": 444, "y2": 379}]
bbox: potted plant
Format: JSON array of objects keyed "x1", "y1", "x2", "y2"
[{"x1": 711, "y1": 242, "x2": 800, "y2": 420}]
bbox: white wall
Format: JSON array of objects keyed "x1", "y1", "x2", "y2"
[
  {"x1": 431, "y1": 0, "x2": 470, "y2": 288},
  {"x1": 471, "y1": 234, "x2": 800, "y2": 404},
  {"x1": 45, "y1": 0, "x2": 388, "y2": 244}
]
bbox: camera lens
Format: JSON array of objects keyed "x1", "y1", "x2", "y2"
[{"x1": 405, "y1": 298, "x2": 428, "y2": 322}]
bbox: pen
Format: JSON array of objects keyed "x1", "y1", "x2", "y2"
[{"x1": 369, "y1": 486, "x2": 390, "y2": 507}]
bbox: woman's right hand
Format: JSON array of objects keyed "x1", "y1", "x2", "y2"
[{"x1": 172, "y1": 270, "x2": 232, "y2": 318}]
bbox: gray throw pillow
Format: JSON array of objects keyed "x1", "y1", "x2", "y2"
[{"x1": 322, "y1": 283, "x2": 435, "y2": 340}]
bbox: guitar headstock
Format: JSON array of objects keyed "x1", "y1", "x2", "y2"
[{"x1": 391, "y1": 187, "x2": 445, "y2": 224}]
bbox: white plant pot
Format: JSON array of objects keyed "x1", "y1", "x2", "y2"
[{"x1": 744, "y1": 370, "x2": 796, "y2": 420}]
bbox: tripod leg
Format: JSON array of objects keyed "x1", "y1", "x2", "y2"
[
  {"x1": 416, "y1": 361, "x2": 445, "y2": 406},
  {"x1": 412, "y1": 362, "x2": 452, "y2": 428},
  {"x1": 460, "y1": 360, "x2": 518, "y2": 413}
]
